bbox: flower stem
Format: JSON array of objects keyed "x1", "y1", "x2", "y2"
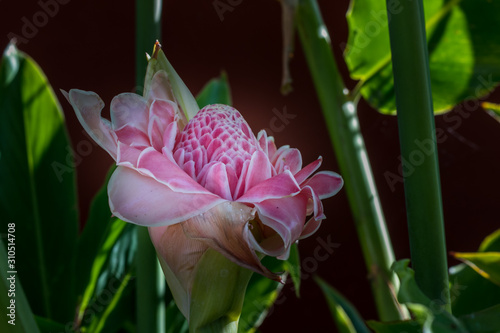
[
  {"x1": 295, "y1": 0, "x2": 405, "y2": 321},
  {"x1": 385, "y1": 0, "x2": 450, "y2": 311},
  {"x1": 135, "y1": 0, "x2": 166, "y2": 332}
]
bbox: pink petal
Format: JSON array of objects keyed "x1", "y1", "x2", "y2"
[
  {"x1": 256, "y1": 130, "x2": 277, "y2": 159},
  {"x1": 148, "y1": 99, "x2": 178, "y2": 151},
  {"x1": 200, "y1": 162, "x2": 232, "y2": 201},
  {"x1": 146, "y1": 71, "x2": 188, "y2": 127},
  {"x1": 243, "y1": 150, "x2": 273, "y2": 193},
  {"x1": 237, "y1": 170, "x2": 300, "y2": 203},
  {"x1": 294, "y1": 157, "x2": 322, "y2": 184},
  {"x1": 110, "y1": 93, "x2": 149, "y2": 132},
  {"x1": 137, "y1": 147, "x2": 214, "y2": 194},
  {"x1": 181, "y1": 201, "x2": 281, "y2": 281},
  {"x1": 301, "y1": 171, "x2": 344, "y2": 199},
  {"x1": 108, "y1": 166, "x2": 224, "y2": 226},
  {"x1": 300, "y1": 216, "x2": 322, "y2": 240},
  {"x1": 301, "y1": 185, "x2": 324, "y2": 219},
  {"x1": 116, "y1": 142, "x2": 143, "y2": 168},
  {"x1": 252, "y1": 193, "x2": 308, "y2": 259},
  {"x1": 115, "y1": 126, "x2": 151, "y2": 148},
  {"x1": 64, "y1": 89, "x2": 117, "y2": 160},
  {"x1": 273, "y1": 147, "x2": 302, "y2": 175}
]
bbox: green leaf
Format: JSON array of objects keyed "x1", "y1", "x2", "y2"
[
  {"x1": 34, "y1": 317, "x2": 66, "y2": 333},
  {"x1": 0, "y1": 44, "x2": 78, "y2": 321},
  {"x1": 459, "y1": 304, "x2": 500, "y2": 333},
  {"x1": 478, "y1": 229, "x2": 500, "y2": 252},
  {"x1": 367, "y1": 319, "x2": 421, "y2": 333},
  {"x1": 80, "y1": 222, "x2": 137, "y2": 333},
  {"x1": 238, "y1": 256, "x2": 286, "y2": 333},
  {"x1": 75, "y1": 166, "x2": 116, "y2": 295},
  {"x1": 450, "y1": 263, "x2": 500, "y2": 317},
  {"x1": 449, "y1": 228, "x2": 500, "y2": 316},
  {"x1": 315, "y1": 276, "x2": 371, "y2": 333},
  {"x1": 345, "y1": 0, "x2": 500, "y2": 114},
  {"x1": 392, "y1": 260, "x2": 433, "y2": 306},
  {"x1": 165, "y1": 300, "x2": 189, "y2": 333},
  {"x1": 196, "y1": 71, "x2": 232, "y2": 107},
  {"x1": 0, "y1": 238, "x2": 40, "y2": 333},
  {"x1": 392, "y1": 260, "x2": 468, "y2": 332},
  {"x1": 451, "y1": 252, "x2": 500, "y2": 286}
]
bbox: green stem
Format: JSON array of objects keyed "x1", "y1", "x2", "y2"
[
  {"x1": 385, "y1": 0, "x2": 450, "y2": 311},
  {"x1": 135, "y1": 0, "x2": 166, "y2": 332},
  {"x1": 295, "y1": 0, "x2": 405, "y2": 321}
]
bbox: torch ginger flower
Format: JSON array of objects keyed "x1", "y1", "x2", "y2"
[{"x1": 64, "y1": 66, "x2": 342, "y2": 318}]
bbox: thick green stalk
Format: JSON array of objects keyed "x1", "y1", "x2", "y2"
[
  {"x1": 295, "y1": 0, "x2": 405, "y2": 321},
  {"x1": 385, "y1": 0, "x2": 450, "y2": 311},
  {"x1": 135, "y1": 0, "x2": 166, "y2": 332}
]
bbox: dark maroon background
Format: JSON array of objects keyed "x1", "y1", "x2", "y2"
[{"x1": 2, "y1": 0, "x2": 500, "y2": 331}]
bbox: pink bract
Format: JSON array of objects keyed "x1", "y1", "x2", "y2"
[{"x1": 64, "y1": 71, "x2": 343, "y2": 285}]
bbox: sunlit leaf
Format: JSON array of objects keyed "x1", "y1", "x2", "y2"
[
  {"x1": 450, "y1": 228, "x2": 500, "y2": 316},
  {"x1": 0, "y1": 43, "x2": 78, "y2": 321},
  {"x1": 451, "y1": 252, "x2": 500, "y2": 286},
  {"x1": 345, "y1": 0, "x2": 500, "y2": 114},
  {"x1": 315, "y1": 276, "x2": 371, "y2": 333}
]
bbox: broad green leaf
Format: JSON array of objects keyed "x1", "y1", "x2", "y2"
[
  {"x1": 452, "y1": 252, "x2": 500, "y2": 286},
  {"x1": 315, "y1": 276, "x2": 371, "y2": 333},
  {"x1": 0, "y1": 44, "x2": 78, "y2": 321},
  {"x1": 196, "y1": 72, "x2": 232, "y2": 107},
  {"x1": 459, "y1": 304, "x2": 500, "y2": 332},
  {"x1": 0, "y1": 238, "x2": 40, "y2": 333},
  {"x1": 345, "y1": 0, "x2": 500, "y2": 114}
]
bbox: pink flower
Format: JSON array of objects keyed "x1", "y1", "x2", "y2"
[{"x1": 65, "y1": 69, "x2": 342, "y2": 316}]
